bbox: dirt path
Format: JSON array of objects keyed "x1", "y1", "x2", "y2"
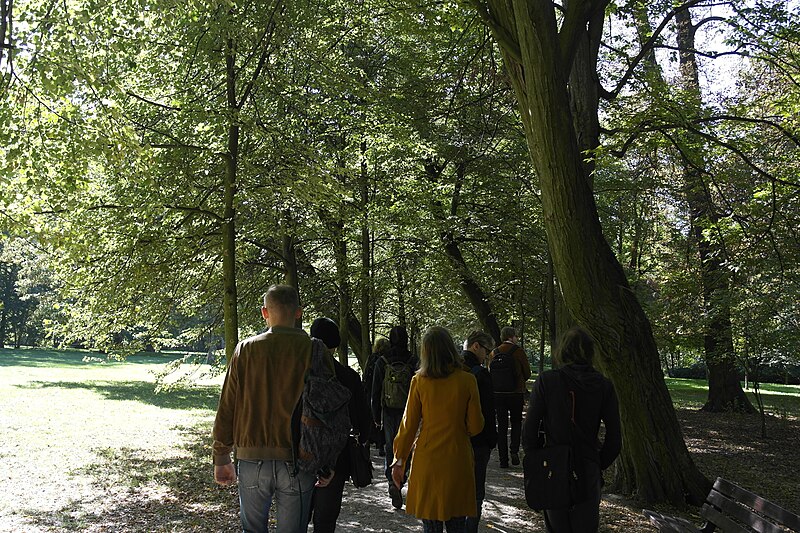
[{"x1": 327, "y1": 446, "x2": 648, "y2": 533}]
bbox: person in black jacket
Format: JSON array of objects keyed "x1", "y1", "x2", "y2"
[
  {"x1": 371, "y1": 325, "x2": 417, "y2": 509},
  {"x1": 462, "y1": 331, "x2": 498, "y2": 533},
  {"x1": 309, "y1": 317, "x2": 373, "y2": 533},
  {"x1": 363, "y1": 337, "x2": 390, "y2": 456},
  {"x1": 522, "y1": 326, "x2": 622, "y2": 533}
]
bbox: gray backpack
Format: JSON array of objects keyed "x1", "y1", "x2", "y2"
[{"x1": 293, "y1": 339, "x2": 351, "y2": 475}]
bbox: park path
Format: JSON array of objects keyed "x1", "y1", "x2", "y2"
[
  {"x1": 326, "y1": 444, "x2": 652, "y2": 533},
  {"x1": 327, "y1": 446, "x2": 544, "y2": 533}
]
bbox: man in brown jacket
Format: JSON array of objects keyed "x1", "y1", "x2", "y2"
[
  {"x1": 212, "y1": 284, "x2": 319, "y2": 533},
  {"x1": 489, "y1": 326, "x2": 531, "y2": 468}
]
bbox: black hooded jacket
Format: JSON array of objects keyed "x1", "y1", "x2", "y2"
[
  {"x1": 370, "y1": 326, "x2": 418, "y2": 422},
  {"x1": 462, "y1": 350, "x2": 498, "y2": 449},
  {"x1": 523, "y1": 364, "x2": 621, "y2": 470}
]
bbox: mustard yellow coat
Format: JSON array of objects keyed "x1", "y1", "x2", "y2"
[{"x1": 393, "y1": 369, "x2": 485, "y2": 521}]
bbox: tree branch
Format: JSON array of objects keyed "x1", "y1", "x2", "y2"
[
  {"x1": 600, "y1": 0, "x2": 706, "y2": 100},
  {"x1": 471, "y1": 0, "x2": 522, "y2": 64}
]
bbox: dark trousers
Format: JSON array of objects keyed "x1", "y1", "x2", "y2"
[
  {"x1": 422, "y1": 517, "x2": 466, "y2": 533},
  {"x1": 382, "y1": 407, "x2": 405, "y2": 481},
  {"x1": 466, "y1": 446, "x2": 492, "y2": 533},
  {"x1": 495, "y1": 393, "x2": 524, "y2": 463},
  {"x1": 544, "y1": 464, "x2": 602, "y2": 533},
  {"x1": 309, "y1": 450, "x2": 349, "y2": 533}
]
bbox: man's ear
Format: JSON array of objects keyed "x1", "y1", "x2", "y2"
[
  {"x1": 295, "y1": 307, "x2": 302, "y2": 320},
  {"x1": 261, "y1": 307, "x2": 269, "y2": 322}
]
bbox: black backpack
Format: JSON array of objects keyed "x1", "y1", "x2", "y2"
[
  {"x1": 292, "y1": 338, "x2": 352, "y2": 475},
  {"x1": 489, "y1": 346, "x2": 518, "y2": 392}
]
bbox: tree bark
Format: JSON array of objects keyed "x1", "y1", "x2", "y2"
[
  {"x1": 480, "y1": 0, "x2": 709, "y2": 504},
  {"x1": 359, "y1": 139, "x2": 372, "y2": 367},
  {"x1": 332, "y1": 218, "x2": 350, "y2": 366},
  {"x1": 222, "y1": 36, "x2": 239, "y2": 362}
]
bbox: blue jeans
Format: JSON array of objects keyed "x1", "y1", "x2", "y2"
[
  {"x1": 422, "y1": 517, "x2": 466, "y2": 533},
  {"x1": 466, "y1": 446, "x2": 492, "y2": 533},
  {"x1": 237, "y1": 459, "x2": 315, "y2": 533}
]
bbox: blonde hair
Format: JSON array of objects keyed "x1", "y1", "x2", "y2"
[
  {"x1": 372, "y1": 337, "x2": 390, "y2": 355},
  {"x1": 418, "y1": 326, "x2": 459, "y2": 379}
]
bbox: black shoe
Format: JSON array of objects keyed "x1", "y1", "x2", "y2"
[
  {"x1": 389, "y1": 484, "x2": 403, "y2": 509},
  {"x1": 511, "y1": 453, "x2": 520, "y2": 466}
]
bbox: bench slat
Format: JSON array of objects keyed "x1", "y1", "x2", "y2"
[
  {"x1": 701, "y1": 503, "x2": 749, "y2": 533},
  {"x1": 706, "y1": 490, "x2": 784, "y2": 533},
  {"x1": 713, "y1": 478, "x2": 800, "y2": 531}
]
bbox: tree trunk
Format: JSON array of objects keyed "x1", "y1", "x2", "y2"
[
  {"x1": 282, "y1": 234, "x2": 304, "y2": 329},
  {"x1": 426, "y1": 160, "x2": 502, "y2": 343},
  {"x1": 222, "y1": 36, "x2": 239, "y2": 362},
  {"x1": 0, "y1": 307, "x2": 6, "y2": 349},
  {"x1": 359, "y1": 139, "x2": 372, "y2": 368},
  {"x1": 674, "y1": 8, "x2": 753, "y2": 413},
  {"x1": 481, "y1": 0, "x2": 709, "y2": 504},
  {"x1": 396, "y1": 244, "x2": 407, "y2": 328},
  {"x1": 332, "y1": 219, "x2": 350, "y2": 366}
]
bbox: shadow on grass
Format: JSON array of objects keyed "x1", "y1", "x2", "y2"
[
  {"x1": 19, "y1": 424, "x2": 241, "y2": 533},
  {"x1": 18, "y1": 380, "x2": 220, "y2": 411}
]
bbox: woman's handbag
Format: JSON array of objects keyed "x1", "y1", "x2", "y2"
[
  {"x1": 347, "y1": 435, "x2": 373, "y2": 488},
  {"x1": 523, "y1": 443, "x2": 579, "y2": 510}
]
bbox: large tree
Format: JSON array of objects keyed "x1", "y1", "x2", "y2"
[{"x1": 473, "y1": 0, "x2": 709, "y2": 503}]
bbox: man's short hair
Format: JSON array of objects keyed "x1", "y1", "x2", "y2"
[
  {"x1": 467, "y1": 331, "x2": 494, "y2": 350},
  {"x1": 500, "y1": 327, "x2": 517, "y2": 342},
  {"x1": 262, "y1": 284, "x2": 299, "y2": 313}
]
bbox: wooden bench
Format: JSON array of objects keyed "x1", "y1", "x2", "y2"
[{"x1": 643, "y1": 477, "x2": 800, "y2": 532}]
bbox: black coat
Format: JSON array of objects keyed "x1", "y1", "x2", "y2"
[
  {"x1": 523, "y1": 365, "x2": 621, "y2": 470},
  {"x1": 462, "y1": 350, "x2": 498, "y2": 449},
  {"x1": 333, "y1": 359, "x2": 372, "y2": 444}
]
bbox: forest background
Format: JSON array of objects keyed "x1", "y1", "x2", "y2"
[{"x1": 1, "y1": 0, "x2": 799, "y2": 508}]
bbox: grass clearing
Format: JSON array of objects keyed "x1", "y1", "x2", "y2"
[{"x1": 0, "y1": 347, "x2": 237, "y2": 532}]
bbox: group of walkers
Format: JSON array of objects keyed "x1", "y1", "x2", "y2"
[{"x1": 212, "y1": 284, "x2": 622, "y2": 533}]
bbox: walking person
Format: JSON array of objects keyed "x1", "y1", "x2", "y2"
[
  {"x1": 371, "y1": 325, "x2": 417, "y2": 509},
  {"x1": 461, "y1": 331, "x2": 498, "y2": 533},
  {"x1": 212, "y1": 284, "x2": 318, "y2": 533},
  {"x1": 391, "y1": 326, "x2": 484, "y2": 533},
  {"x1": 307, "y1": 317, "x2": 372, "y2": 533},
  {"x1": 363, "y1": 337, "x2": 390, "y2": 456},
  {"x1": 522, "y1": 326, "x2": 622, "y2": 533},
  {"x1": 489, "y1": 327, "x2": 531, "y2": 468}
]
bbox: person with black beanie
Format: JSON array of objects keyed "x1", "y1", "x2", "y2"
[
  {"x1": 308, "y1": 317, "x2": 372, "y2": 533},
  {"x1": 370, "y1": 325, "x2": 418, "y2": 509}
]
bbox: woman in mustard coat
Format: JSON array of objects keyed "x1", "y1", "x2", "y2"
[{"x1": 391, "y1": 326, "x2": 485, "y2": 533}]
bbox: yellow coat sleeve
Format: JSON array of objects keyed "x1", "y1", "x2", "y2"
[{"x1": 393, "y1": 374, "x2": 422, "y2": 464}]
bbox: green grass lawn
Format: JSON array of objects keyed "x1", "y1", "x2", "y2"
[
  {"x1": 0, "y1": 346, "x2": 237, "y2": 532},
  {"x1": 665, "y1": 377, "x2": 800, "y2": 417}
]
